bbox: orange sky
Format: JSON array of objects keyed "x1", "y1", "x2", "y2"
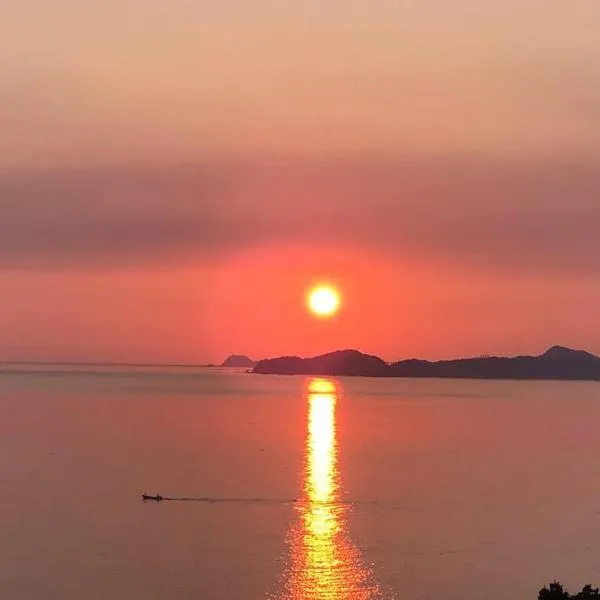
[
  {"x1": 2, "y1": 240, "x2": 599, "y2": 363},
  {"x1": 1, "y1": 1, "x2": 600, "y2": 362}
]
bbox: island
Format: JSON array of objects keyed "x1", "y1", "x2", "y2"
[
  {"x1": 221, "y1": 354, "x2": 256, "y2": 368},
  {"x1": 253, "y1": 346, "x2": 600, "y2": 381}
]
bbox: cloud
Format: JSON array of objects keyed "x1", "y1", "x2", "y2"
[{"x1": 1, "y1": 157, "x2": 599, "y2": 274}]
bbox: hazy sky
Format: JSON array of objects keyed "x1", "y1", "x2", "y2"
[{"x1": 1, "y1": 1, "x2": 599, "y2": 362}]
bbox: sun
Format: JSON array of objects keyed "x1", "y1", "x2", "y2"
[{"x1": 307, "y1": 285, "x2": 341, "y2": 318}]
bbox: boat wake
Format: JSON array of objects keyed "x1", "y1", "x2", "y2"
[
  {"x1": 141, "y1": 494, "x2": 296, "y2": 504},
  {"x1": 165, "y1": 497, "x2": 296, "y2": 504},
  {"x1": 141, "y1": 494, "x2": 400, "y2": 507}
]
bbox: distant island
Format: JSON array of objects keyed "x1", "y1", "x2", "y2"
[
  {"x1": 253, "y1": 346, "x2": 600, "y2": 381},
  {"x1": 221, "y1": 354, "x2": 256, "y2": 368}
]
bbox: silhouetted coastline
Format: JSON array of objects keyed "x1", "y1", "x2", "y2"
[{"x1": 253, "y1": 346, "x2": 600, "y2": 381}]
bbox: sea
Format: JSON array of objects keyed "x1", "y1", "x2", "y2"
[{"x1": 1, "y1": 365, "x2": 599, "y2": 600}]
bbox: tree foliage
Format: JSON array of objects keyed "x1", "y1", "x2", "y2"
[{"x1": 539, "y1": 582, "x2": 600, "y2": 600}]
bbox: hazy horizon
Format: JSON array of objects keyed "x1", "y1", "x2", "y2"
[{"x1": 1, "y1": 341, "x2": 598, "y2": 368}]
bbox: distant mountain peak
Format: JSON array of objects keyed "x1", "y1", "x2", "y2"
[
  {"x1": 540, "y1": 345, "x2": 596, "y2": 360},
  {"x1": 253, "y1": 348, "x2": 388, "y2": 376},
  {"x1": 221, "y1": 355, "x2": 256, "y2": 368}
]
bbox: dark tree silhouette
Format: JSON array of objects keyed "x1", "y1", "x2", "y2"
[
  {"x1": 539, "y1": 582, "x2": 571, "y2": 600},
  {"x1": 539, "y1": 582, "x2": 600, "y2": 600},
  {"x1": 574, "y1": 585, "x2": 600, "y2": 599}
]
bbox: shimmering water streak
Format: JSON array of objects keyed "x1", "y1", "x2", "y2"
[
  {"x1": 306, "y1": 379, "x2": 338, "y2": 505},
  {"x1": 278, "y1": 378, "x2": 382, "y2": 600}
]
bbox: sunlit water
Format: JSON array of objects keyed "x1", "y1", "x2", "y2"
[
  {"x1": 1, "y1": 366, "x2": 600, "y2": 600},
  {"x1": 277, "y1": 378, "x2": 382, "y2": 599}
]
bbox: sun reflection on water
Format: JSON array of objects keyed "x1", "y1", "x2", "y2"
[{"x1": 278, "y1": 378, "x2": 382, "y2": 600}]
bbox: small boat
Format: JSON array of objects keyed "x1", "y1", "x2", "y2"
[{"x1": 142, "y1": 493, "x2": 163, "y2": 502}]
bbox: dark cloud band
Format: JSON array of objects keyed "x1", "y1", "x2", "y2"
[{"x1": 1, "y1": 157, "x2": 598, "y2": 273}]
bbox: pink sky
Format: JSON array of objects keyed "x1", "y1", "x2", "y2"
[{"x1": 1, "y1": 1, "x2": 599, "y2": 363}]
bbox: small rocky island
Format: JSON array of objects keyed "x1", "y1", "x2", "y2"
[
  {"x1": 221, "y1": 354, "x2": 256, "y2": 368},
  {"x1": 253, "y1": 346, "x2": 600, "y2": 381}
]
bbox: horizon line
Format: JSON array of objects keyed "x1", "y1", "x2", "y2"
[
  {"x1": 0, "y1": 359, "x2": 216, "y2": 369},
  {"x1": 1, "y1": 344, "x2": 592, "y2": 371}
]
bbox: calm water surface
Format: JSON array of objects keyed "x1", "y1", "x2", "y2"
[{"x1": 1, "y1": 366, "x2": 600, "y2": 600}]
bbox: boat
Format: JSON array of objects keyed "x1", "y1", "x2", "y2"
[{"x1": 142, "y1": 493, "x2": 163, "y2": 501}]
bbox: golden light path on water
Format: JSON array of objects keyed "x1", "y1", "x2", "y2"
[{"x1": 277, "y1": 378, "x2": 383, "y2": 600}]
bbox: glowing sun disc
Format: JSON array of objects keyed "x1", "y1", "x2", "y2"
[{"x1": 307, "y1": 286, "x2": 341, "y2": 318}]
